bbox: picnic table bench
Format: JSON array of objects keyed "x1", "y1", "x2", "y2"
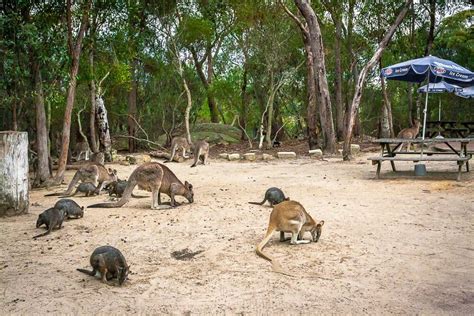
[{"x1": 368, "y1": 138, "x2": 473, "y2": 181}]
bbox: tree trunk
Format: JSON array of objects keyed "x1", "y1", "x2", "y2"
[
  {"x1": 96, "y1": 96, "x2": 112, "y2": 160},
  {"x1": 265, "y1": 73, "x2": 275, "y2": 149},
  {"x1": 88, "y1": 48, "x2": 98, "y2": 153},
  {"x1": 54, "y1": 0, "x2": 91, "y2": 182},
  {"x1": 32, "y1": 61, "x2": 50, "y2": 186},
  {"x1": 334, "y1": 17, "x2": 344, "y2": 141},
  {"x1": 0, "y1": 131, "x2": 29, "y2": 216},
  {"x1": 380, "y1": 62, "x2": 395, "y2": 137},
  {"x1": 342, "y1": 0, "x2": 412, "y2": 160},
  {"x1": 239, "y1": 64, "x2": 249, "y2": 140},
  {"x1": 294, "y1": 0, "x2": 336, "y2": 154},
  {"x1": 128, "y1": 58, "x2": 138, "y2": 153}
]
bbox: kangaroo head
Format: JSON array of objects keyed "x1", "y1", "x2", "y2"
[
  {"x1": 311, "y1": 220, "x2": 325, "y2": 242},
  {"x1": 107, "y1": 168, "x2": 118, "y2": 181},
  {"x1": 117, "y1": 265, "x2": 129, "y2": 285},
  {"x1": 184, "y1": 181, "x2": 194, "y2": 203},
  {"x1": 36, "y1": 215, "x2": 43, "y2": 228},
  {"x1": 413, "y1": 119, "x2": 420, "y2": 128}
]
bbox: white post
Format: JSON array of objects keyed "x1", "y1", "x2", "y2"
[{"x1": 0, "y1": 131, "x2": 29, "y2": 216}]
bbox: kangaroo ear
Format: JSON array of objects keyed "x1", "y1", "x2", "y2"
[
  {"x1": 108, "y1": 168, "x2": 113, "y2": 173},
  {"x1": 113, "y1": 169, "x2": 117, "y2": 175},
  {"x1": 317, "y1": 220, "x2": 325, "y2": 227}
]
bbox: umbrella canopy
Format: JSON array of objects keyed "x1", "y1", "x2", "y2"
[
  {"x1": 417, "y1": 81, "x2": 462, "y2": 93},
  {"x1": 382, "y1": 55, "x2": 474, "y2": 86},
  {"x1": 455, "y1": 86, "x2": 474, "y2": 99}
]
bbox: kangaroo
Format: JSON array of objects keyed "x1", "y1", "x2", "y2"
[
  {"x1": 166, "y1": 137, "x2": 191, "y2": 162},
  {"x1": 68, "y1": 182, "x2": 97, "y2": 197},
  {"x1": 190, "y1": 140, "x2": 209, "y2": 168},
  {"x1": 105, "y1": 180, "x2": 147, "y2": 199},
  {"x1": 256, "y1": 200, "x2": 324, "y2": 275},
  {"x1": 74, "y1": 141, "x2": 91, "y2": 161},
  {"x1": 90, "y1": 151, "x2": 105, "y2": 165},
  {"x1": 34, "y1": 207, "x2": 67, "y2": 239},
  {"x1": 77, "y1": 246, "x2": 129, "y2": 286},
  {"x1": 88, "y1": 162, "x2": 194, "y2": 209},
  {"x1": 45, "y1": 163, "x2": 118, "y2": 197},
  {"x1": 397, "y1": 119, "x2": 421, "y2": 152},
  {"x1": 249, "y1": 187, "x2": 289, "y2": 206},
  {"x1": 55, "y1": 199, "x2": 84, "y2": 219}
]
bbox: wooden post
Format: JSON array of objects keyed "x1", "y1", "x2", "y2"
[{"x1": 0, "y1": 131, "x2": 29, "y2": 216}]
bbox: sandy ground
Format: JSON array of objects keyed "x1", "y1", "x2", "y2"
[{"x1": 1, "y1": 153, "x2": 473, "y2": 314}]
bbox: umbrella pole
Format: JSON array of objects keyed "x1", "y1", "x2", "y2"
[{"x1": 421, "y1": 75, "x2": 430, "y2": 157}]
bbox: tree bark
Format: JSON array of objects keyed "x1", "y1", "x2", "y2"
[
  {"x1": 88, "y1": 42, "x2": 98, "y2": 153},
  {"x1": 334, "y1": 17, "x2": 344, "y2": 141},
  {"x1": 128, "y1": 58, "x2": 138, "y2": 153},
  {"x1": 54, "y1": 0, "x2": 91, "y2": 182},
  {"x1": 294, "y1": 0, "x2": 336, "y2": 154},
  {"x1": 343, "y1": 0, "x2": 412, "y2": 160},
  {"x1": 96, "y1": 96, "x2": 112, "y2": 159},
  {"x1": 0, "y1": 131, "x2": 29, "y2": 216},
  {"x1": 32, "y1": 61, "x2": 50, "y2": 186},
  {"x1": 380, "y1": 71, "x2": 395, "y2": 137}
]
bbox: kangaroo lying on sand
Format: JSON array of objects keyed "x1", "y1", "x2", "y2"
[
  {"x1": 88, "y1": 162, "x2": 194, "y2": 209},
  {"x1": 191, "y1": 140, "x2": 209, "y2": 167},
  {"x1": 34, "y1": 207, "x2": 67, "y2": 239},
  {"x1": 397, "y1": 119, "x2": 420, "y2": 152},
  {"x1": 45, "y1": 163, "x2": 117, "y2": 197},
  {"x1": 77, "y1": 246, "x2": 129, "y2": 286},
  {"x1": 249, "y1": 187, "x2": 289, "y2": 206},
  {"x1": 256, "y1": 200, "x2": 324, "y2": 275},
  {"x1": 166, "y1": 137, "x2": 191, "y2": 162}
]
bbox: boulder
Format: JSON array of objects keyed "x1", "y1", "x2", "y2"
[
  {"x1": 218, "y1": 153, "x2": 229, "y2": 159},
  {"x1": 126, "y1": 154, "x2": 151, "y2": 165},
  {"x1": 262, "y1": 153, "x2": 274, "y2": 161},
  {"x1": 351, "y1": 144, "x2": 361, "y2": 155},
  {"x1": 243, "y1": 153, "x2": 256, "y2": 161},
  {"x1": 277, "y1": 152, "x2": 297, "y2": 159},
  {"x1": 227, "y1": 153, "x2": 240, "y2": 161},
  {"x1": 309, "y1": 149, "x2": 323, "y2": 157}
]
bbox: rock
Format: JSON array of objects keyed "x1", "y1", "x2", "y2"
[
  {"x1": 243, "y1": 153, "x2": 256, "y2": 161},
  {"x1": 126, "y1": 154, "x2": 151, "y2": 165},
  {"x1": 110, "y1": 149, "x2": 118, "y2": 162},
  {"x1": 126, "y1": 156, "x2": 137, "y2": 164},
  {"x1": 276, "y1": 152, "x2": 297, "y2": 159},
  {"x1": 114, "y1": 154, "x2": 127, "y2": 162},
  {"x1": 218, "y1": 153, "x2": 229, "y2": 159},
  {"x1": 227, "y1": 153, "x2": 240, "y2": 161},
  {"x1": 119, "y1": 160, "x2": 130, "y2": 166},
  {"x1": 309, "y1": 149, "x2": 323, "y2": 157},
  {"x1": 351, "y1": 144, "x2": 361, "y2": 155},
  {"x1": 262, "y1": 153, "x2": 274, "y2": 161}
]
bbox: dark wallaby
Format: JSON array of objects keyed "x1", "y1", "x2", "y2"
[
  {"x1": 54, "y1": 199, "x2": 84, "y2": 219},
  {"x1": 68, "y1": 182, "x2": 97, "y2": 197},
  {"x1": 249, "y1": 187, "x2": 289, "y2": 206},
  {"x1": 34, "y1": 207, "x2": 67, "y2": 239}
]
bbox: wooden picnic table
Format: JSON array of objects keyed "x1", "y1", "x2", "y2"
[
  {"x1": 425, "y1": 121, "x2": 473, "y2": 138},
  {"x1": 368, "y1": 138, "x2": 473, "y2": 181}
]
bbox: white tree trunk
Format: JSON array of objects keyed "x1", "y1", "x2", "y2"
[
  {"x1": 96, "y1": 96, "x2": 112, "y2": 160},
  {"x1": 0, "y1": 132, "x2": 29, "y2": 216}
]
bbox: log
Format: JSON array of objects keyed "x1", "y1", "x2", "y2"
[
  {"x1": 149, "y1": 151, "x2": 185, "y2": 163},
  {"x1": 0, "y1": 131, "x2": 29, "y2": 216}
]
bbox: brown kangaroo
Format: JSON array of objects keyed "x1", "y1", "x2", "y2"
[
  {"x1": 256, "y1": 200, "x2": 324, "y2": 275},
  {"x1": 397, "y1": 119, "x2": 421, "y2": 151},
  {"x1": 190, "y1": 140, "x2": 209, "y2": 167},
  {"x1": 45, "y1": 163, "x2": 118, "y2": 197},
  {"x1": 166, "y1": 137, "x2": 191, "y2": 163},
  {"x1": 88, "y1": 162, "x2": 194, "y2": 209}
]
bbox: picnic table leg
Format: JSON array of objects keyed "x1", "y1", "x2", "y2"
[
  {"x1": 462, "y1": 143, "x2": 470, "y2": 172},
  {"x1": 376, "y1": 161, "x2": 381, "y2": 179},
  {"x1": 385, "y1": 144, "x2": 397, "y2": 172},
  {"x1": 457, "y1": 161, "x2": 464, "y2": 181}
]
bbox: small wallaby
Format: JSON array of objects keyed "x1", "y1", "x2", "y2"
[
  {"x1": 256, "y1": 200, "x2": 324, "y2": 275},
  {"x1": 166, "y1": 137, "x2": 191, "y2": 163},
  {"x1": 397, "y1": 119, "x2": 421, "y2": 152},
  {"x1": 45, "y1": 163, "x2": 118, "y2": 197},
  {"x1": 34, "y1": 207, "x2": 67, "y2": 239},
  {"x1": 105, "y1": 180, "x2": 147, "y2": 198},
  {"x1": 190, "y1": 140, "x2": 209, "y2": 168},
  {"x1": 74, "y1": 141, "x2": 91, "y2": 161},
  {"x1": 55, "y1": 199, "x2": 84, "y2": 219},
  {"x1": 88, "y1": 162, "x2": 194, "y2": 209},
  {"x1": 77, "y1": 246, "x2": 129, "y2": 286},
  {"x1": 249, "y1": 187, "x2": 289, "y2": 206},
  {"x1": 69, "y1": 182, "x2": 97, "y2": 197}
]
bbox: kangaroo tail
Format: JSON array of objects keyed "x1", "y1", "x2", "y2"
[
  {"x1": 248, "y1": 198, "x2": 266, "y2": 206},
  {"x1": 33, "y1": 227, "x2": 52, "y2": 239},
  {"x1": 131, "y1": 193, "x2": 148, "y2": 198},
  {"x1": 88, "y1": 178, "x2": 138, "y2": 208},
  {"x1": 256, "y1": 226, "x2": 293, "y2": 276},
  {"x1": 63, "y1": 171, "x2": 82, "y2": 195},
  {"x1": 76, "y1": 268, "x2": 95, "y2": 276},
  {"x1": 44, "y1": 192, "x2": 64, "y2": 197}
]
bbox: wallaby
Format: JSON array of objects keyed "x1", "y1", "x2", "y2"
[
  {"x1": 68, "y1": 182, "x2": 97, "y2": 197},
  {"x1": 249, "y1": 187, "x2": 289, "y2": 206},
  {"x1": 74, "y1": 141, "x2": 91, "y2": 161},
  {"x1": 166, "y1": 137, "x2": 191, "y2": 163},
  {"x1": 190, "y1": 140, "x2": 209, "y2": 168},
  {"x1": 34, "y1": 207, "x2": 67, "y2": 239},
  {"x1": 77, "y1": 246, "x2": 129, "y2": 286},
  {"x1": 256, "y1": 200, "x2": 324, "y2": 275},
  {"x1": 88, "y1": 162, "x2": 194, "y2": 209},
  {"x1": 45, "y1": 163, "x2": 118, "y2": 197},
  {"x1": 397, "y1": 119, "x2": 421, "y2": 152},
  {"x1": 55, "y1": 199, "x2": 84, "y2": 219},
  {"x1": 105, "y1": 180, "x2": 147, "y2": 199}
]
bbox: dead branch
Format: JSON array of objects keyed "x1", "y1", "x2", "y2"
[{"x1": 115, "y1": 135, "x2": 165, "y2": 151}]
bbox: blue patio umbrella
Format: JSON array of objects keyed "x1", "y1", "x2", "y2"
[
  {"x1": 381, "y1": 55, "x2": 474, "y2": 144},
  {"x1": 455, "y1": 86, "x2": 474, "y2": 99},
  {"x1": 417, "y1": 81, "x2": 462, "y2": 121}
]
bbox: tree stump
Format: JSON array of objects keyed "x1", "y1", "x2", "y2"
[{"x1": 0, "y1": 131, "x2": 29, "y2": 216}]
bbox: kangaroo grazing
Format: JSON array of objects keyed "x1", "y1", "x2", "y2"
[
  {"x1": 55, "y1": 199, "x2": 84, "y2": 219},
  {"x1": 249, "y1": 187, "x2": 289, "y2": 206},
  {"x1": 256, "y1": 200, "x2": 324, "y2": 275},
  {"x1": 88, "y1": 162, "x2": 194, "y2": 209},
  {"x1": 397, "y1": 119, "x2": 421, "y2": 152},
  {"x1": 69, "y1": 182, "x2": 97, "y2": 197},
  {"x1": 166, "y1": 137, "x2": 191, "y2": 162},
  {"x1": 190, "y1": 140, "x2": 209, "y2": 167},
  {"x1": 34, "y1": 207, "x2": 67, "y2": 239},
  {"x1": 45, "y1": 163, "x2": 118, "y2": 197},
  {"x1": 77, "y1": 246, "x2": 129, "y2": 286}
]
